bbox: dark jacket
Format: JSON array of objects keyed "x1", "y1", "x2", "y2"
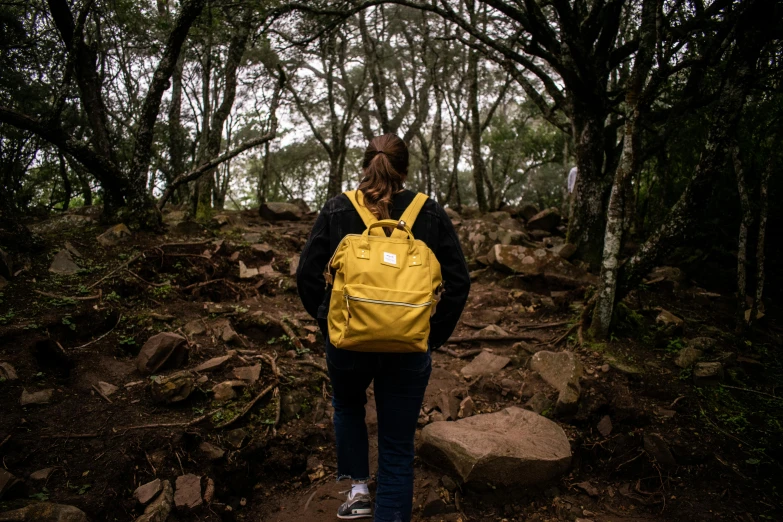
[{"x1": 296, "y1": 189, "x2": 471, "y2": 350}]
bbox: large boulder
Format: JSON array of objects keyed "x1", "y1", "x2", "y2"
[
  {"x1": 135, "y1": 479, "x2": 173, "y2": 522},
  {"x1": 418, "y1": 407, "x2": 571, "y2": 488},
  {"x1": 48, "y1": 250, "x2": 80, "y2": 275},
  {"x1": 259, "y1": 202, "x2": 302, "y2": 221},
  {"x1": 149, "y1": 371, "x2": 195, "y2": 404},
  {"x1": 97, "y1": 224, "x2": 132, "y2": 246},
  {"x1": 137, "y1": 332, "x2": 188, "y2": 375},
  {"x1": 487, "y1": 244, "x2": 598, "y2": 288},
  {"x1": 0, "y1": 503, "x2": 88, "y2": 522},
  {"x1": 530, "y1": 351, "x2": 583, "y2": 414},
  {"x1": 526, "y1": 208, "x2": 561, "y2": 232},
  {"x1": 457, "y1": 219, "x2": 529, "y2": 260},
  {"x1": 519, "y1": 204, "x2": 539, "y2": 221}
]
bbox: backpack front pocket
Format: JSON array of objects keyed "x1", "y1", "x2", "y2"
[{"x1": 338, "y1": 283, "x2": 432, "y2": 350}]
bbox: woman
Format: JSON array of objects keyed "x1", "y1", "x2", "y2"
[{"x1": 296, "y1": 133, "x2": 470, "y2": 521}]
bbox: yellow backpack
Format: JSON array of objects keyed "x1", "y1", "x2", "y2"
[{"x1": 324, "y1": 190, "x2": 443, "y2": 353}]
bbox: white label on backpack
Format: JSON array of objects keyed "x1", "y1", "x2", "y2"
[{"x1": 383, "y1": 252, "x2": 397, "y2": 265}]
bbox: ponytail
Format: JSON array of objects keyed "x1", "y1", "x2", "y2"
[{"x1": 358, "y1": 133, "x2": 409, "y2": 220}]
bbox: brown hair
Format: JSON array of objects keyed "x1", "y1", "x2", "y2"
[{"x1": 358, "y1": 133, "x2": 408, "y2": 220}]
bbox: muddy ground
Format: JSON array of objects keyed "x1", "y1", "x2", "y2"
[{"x1": 0, "y1": 207, "x2": 781, "y2": 521}]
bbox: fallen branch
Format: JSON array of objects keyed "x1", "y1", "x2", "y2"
[
  {"x1": 34, "y1": 289, "x2": 101, "y2": 301},
  {"x1": 88, "y1": 252, "x2": 144, "y2": 289},
  {"x1": 215, "y1": 382, "x2": 277, "y2": 429},
  {"x1": 549, "y1": 323, "x2": 579, "y2": 346},
  {"x1": 519, "y1": 321, "x2": 571, "y2": 330},
  {"x1": 720, "y1": 385, "x2": 782, "y2": 401},
  {"x1": 125, "y1": 269, "x2": 170, "y2": 287},
  {"x1": 290, "y1": 360, "x2": 328, "y2": 373},
  {"x1": 91, "y1": 384, "x2": 113, "y2": 403},
  {"x1": 116, "y1": 410, "x2": 217, "y2": 432},
  {"x1": 0, "y1": 434, "x2": 10, "y2": 449},
  {"x1": 183, "y1": 279, "x2": 227, "y2": 290},
  {"x1": 442, "y1": 348, "x2": 483, "y2": 358},
  {"x1": 447, "y1": 333, "x2": 545, "y2": 343},
  {"x1": 72, "y1": 314, "x2": 122, "y2": 350},
  {"x1": 40, "y1": 433, "x2": 99, "y2": 439}
]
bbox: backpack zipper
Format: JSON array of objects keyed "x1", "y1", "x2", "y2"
[{"x1": 345, "y1": 295, "x2": 432, "y2": 308}]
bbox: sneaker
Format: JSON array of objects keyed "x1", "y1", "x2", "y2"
[{"x1": 337, "y1": 490, "x2": 372, "y2": 519}]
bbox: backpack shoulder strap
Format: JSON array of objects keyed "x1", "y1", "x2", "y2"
[
  {"x1": 391, "y1": 193, "x2": 429, "y2": 238},
  {"x1": 344, "y1": 190, "x2": 384, "y2": 236}
]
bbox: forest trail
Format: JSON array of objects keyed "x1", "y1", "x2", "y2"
[{"x1": 0, "y1": 205, "x2": 780, "y2": 522}]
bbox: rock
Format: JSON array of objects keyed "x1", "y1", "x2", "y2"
[
  {"x1": 524, "y1": 392, "x2": 553, "y2": 415},
  {"x1": 474, "y1": 324, "x2": 509, "y2": 338},
  {"x1": 194, "y1": 355, "x2": 232, "y2": 373},
  {"x1": 289, "y1": 254, "x2": 300, "y2": 277},
  {"x1": 646, "y1": 266, "x2": 686, "y2": 288},
  {"x1": 596, "y1": 415, "x2": 613, "y2": 437},
  {"x1": 693, "y1": 362, "x2": 724, "y2": 386},
  {"x1": 687, "y1": 337, "x2": 717, "y2": 352},
  {"x1": 554, "y1": 243, "x2": 577, "y2": 260},
  {"x1": 0, "y1": 362, "x2": 18, "y2": 381},
  {"x1": 674, "y1": 347, "x2": 702, "y2": 368},
  {"x1": 487, "y1": 244, "x2": 598, "y2": 288},
  {"x1": 48, "y1": 250, "x2": 80, "y2": 275},
  {"x1": 174, "y1": 474, "x2": 202, "y2": 510},
  {"x1": 183, "y1": 319, "x2": 206, "y2": 337},
  {"x1": 149, "y1": 371, "x2": 195, "y2": 404},
  {"x1": 460, "y1": 351, "x2": 511, "y2": 379},
  {"x1": 212, "y1": 381, "x2": 244, "y2": 402},
  {"x1": 655, "y1": 309, "x2": 683, "y2": 334},
  {"x1": 238, "y1": 261, "x2": 258, "y2": 278},
  {"x1": 461, "y1": 309, "x2": 504, "y2": 328},
  {"x1": 212, "y1": 213, "x2": 239, "y2": 228},
  {"x1": 210, "y1": 318, "x2": 238, "y2": 343},
  {"x1": 419, "y1": 407, "x2": 571, "y2": 487},
  {"x1": 96, "y1": 381, "x2": 118, "y2": 397},
  {"x1": 203, "y1": 477, "x2": 215, "y2": 504},
  {"x1": 225, "y1": 428, "x2": 247, "y2": 449},
  {"x1": 444, "y1": 208, "x2": 461, "y2": 224},
  {"x1": 250, "y1": 243, "x2": 274, "y2": 258},
  {"x1": 97, "y1": 224, "x2": 132, "y2": 246},
  {"x1": 441, "y1": 475, "x2": 458, "y2": 492},
  {"x1": 199, "y1": 442, "x2": 225, "y2": 461},
  {"x1": 259, "y1": 202, "x2": 303, "y2": 221},
  {"x1": 526, "y1": 208, "x2": 561, "y2": 232},
  {"x1": 498, "y1": 217, "x2": 524, "y2": 232},
  {"x1": 0, "y1": 469, "x2": 23, "y2": 499},
  {"x1": 29, "y1": 468, "x2": 55, "y2": 482},
  {"x1": 233, "y1": 365, "x2": 261, "y2": 384},
  {"x1": 530, "y1": 351, "x2": 583, "y2": 414},
  {"x1": 421, "y1": 488, "x2": 453, "y2": 517},
  {"x1": 529, "y1": 229, "x2": 551, "y2": 240},
  {"x1": 519, "y1": 204, "x2": 539, "y2": 221},
  {"x1": 291, "y1": 197, "x2": 311, "y2": 214},
  {"x1": 136, "y1": 479, "x2": 173, "y2": 522},
  {"x1": 458, "y1": 396, "x2": 475, "y2": 418},
  {"x1": 137, "y1": 332, "x2": 188, "y2": 375},
  {"x1": 135, "y1": 479, "x2": 162, "y2": 505},
  {"x1": 574, "y1": 481, "x2": 600, "y2": 497},
  {"x1": 643, "y1": 433, "x2": 677, "y2": 469},
  {"x1": 513, "y1": 341, "x2": 544, "y2": 355},
  {"x1": 0, "y1": 503, "x2": 88, "y2": 522},
  {"x1": 20, "y1": 389, "x2": 53, "y2": 406},
  {"x1": 456, "y1": 219, "x2": 529, "y2": 260},
  {"x1": 439, "y1": 391, "x2": 461, "y2": 421},
  {"x1": 0, "y1": 275, "x2": 7, "y2": 289}
]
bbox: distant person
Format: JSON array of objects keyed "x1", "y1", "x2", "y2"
[
  {"x1": 567, "y1": 166, "x2": 578, "y2": 220},
  {"x1": 567, "y1": 166, "x2": 578, "y2": 194},
  {"x1": 296, "y1": 133, "x2": 471, "y2": 521}
]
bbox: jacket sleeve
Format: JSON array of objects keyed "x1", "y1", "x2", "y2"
[
  {"x1": 429, "y1": 206, "x2": 471, "y2": 349},
  {"x1": 296, "y1": 206, "x2": 331, "y2": 319}
]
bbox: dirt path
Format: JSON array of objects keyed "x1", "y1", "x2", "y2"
[{"x1": 1, "y1": 208, "x2": 781, "y2": 521}]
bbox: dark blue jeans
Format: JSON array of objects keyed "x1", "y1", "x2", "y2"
[{"x1": 325, "y1": 342, "x2": 432, "y2": 522}]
